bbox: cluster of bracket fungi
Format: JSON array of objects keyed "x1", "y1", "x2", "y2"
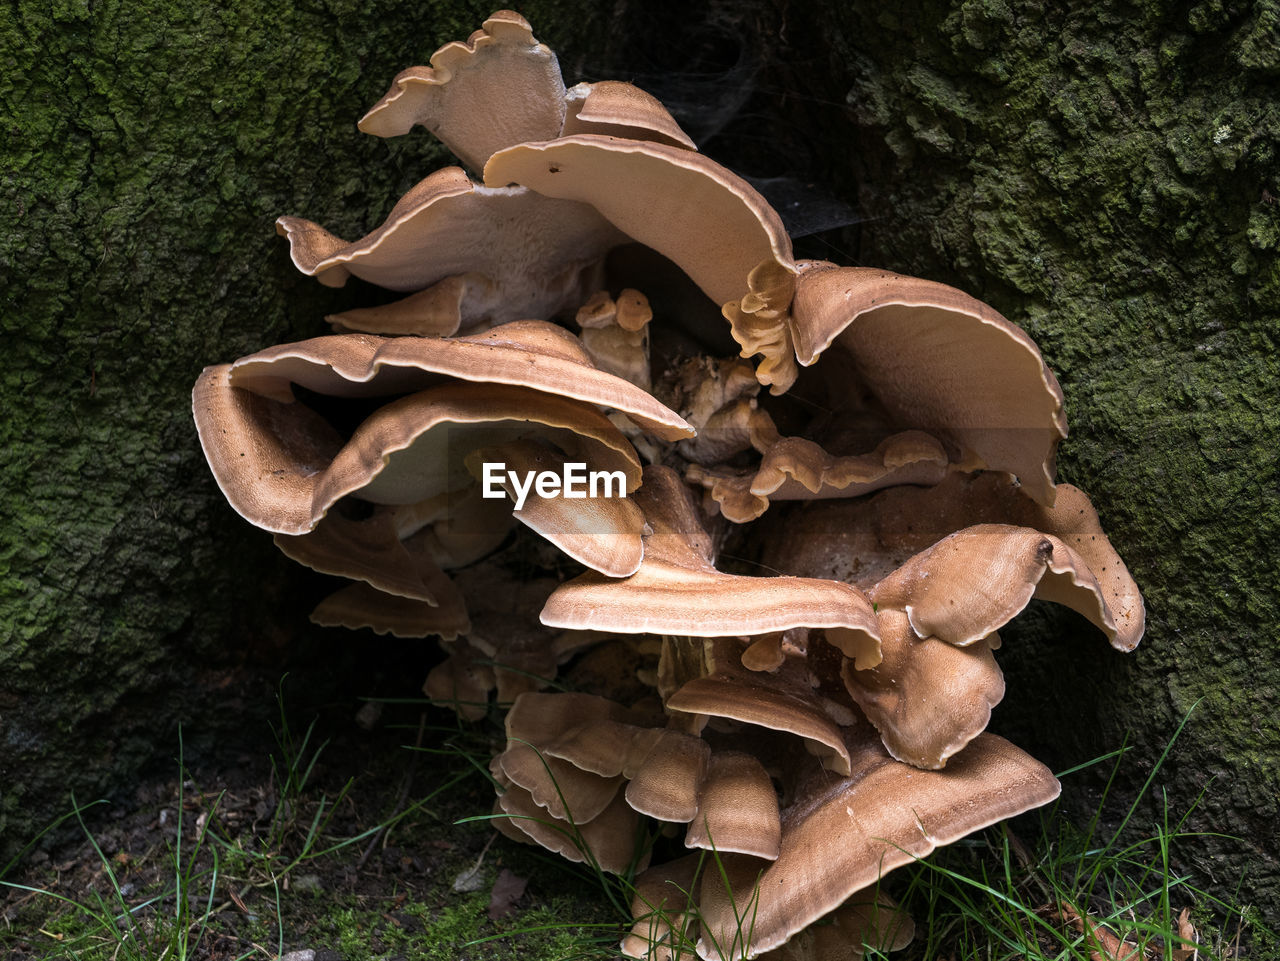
[{"x1": 193, "y1": 11, "x2": 1145, "y2": 961}]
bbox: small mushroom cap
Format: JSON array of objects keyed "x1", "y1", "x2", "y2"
[
  {"x1": 624, "y1": 730, "x2": 712, "y2": 823},
  {"x1": 485, "y1": 135, "x2": 792, "y2": 308},
  {"x1": 541, "y1": 466, "x2": 881, "y2": 648},
  {"x1": 493, "y1": 767, "x2": 646, "y2": 875},
  {"x1": 562, "y1": 81, "x2": 698, "y2": 150},
  {"x1": 504, "y1": 691, "x2": 649, "y2": 750},
  {"x1": 758, "y1": 891, "x2": 915, "y2": 961},
  {"x1": 667, "y1": 672, "x2": 854, "y2": 777},
  {"x1": 326, "y1": 273, "x2": 498, "y2": 337},
  {"x1": 683, "y1": 750, "x2": 781, "y2": 860},
  {"x1": 467, "y1": 437, "x2": 646, "y2": 577},
  {"x1": 688, "y1": 431, "x2": 950, "y2": 524},
  {"x1": 790, "y1": 263, "x2": 1066, "y2": 505},
  {"x1": 622, "y1": 854, "x2": 702, "y2": 960},
  {"x1": 276, "y1": 172, "x2": 625, "y2": 333},
  {"x1": 310, "y1": 572, "x2": 470, "y2": 640},
  {"x1": 695, "y1": 728, "x2": 1060, "y2": 959},
  {"x1": 226, "y1": 322, "x2": 692, "y2": 441},
  {"x1": 495, "y1": 740, "x2": 623, "y2": 824},
  {"x1": 423, "y1": 641, "x2": 496, "y2": 719},
  {"x1": 842, "y1": 609, "x2": 1005, "y2": 770},
  {"x1": 273, "y1": 507, "x2": 439, "y2": 601},
  {"x1": 358, "y1": 11, "x2": 568, "y2": 174},
  {"x1": 536, "y1": 717, "x2": 710, "y2": 823}
]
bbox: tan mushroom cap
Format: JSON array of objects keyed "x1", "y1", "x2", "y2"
[
  {"x1": 484, "y1": 135, "x2": 793, "y2": 309},
  {"x1": 310, "y1": 562, "x2": 470, "y2": 640},
  {"x1": 842, "y1": 609, "x2": 1005, "y2": 770},
  {"x1": 540, "y1": 466, "x2": 881, "y2": 649},
  {"x1": 226, "y1": 322, "x2": 693, "y2": 441},
  {"x1": 326, "y1": 273, "x2": 498, "y2": 338},
  {"x1": 869, "y1": 523, "x2": 1125, "y2": 649},
  {"x1": 667, "y1": 673, "x2": 853, "y2": 777},
  {"x1": 535, "y1": 718, "x2": 710, "y2": 821},
  {"x1": 423, "y1": 640, "x2": 496, "y2": 720},
  {"x1": 495, "y1": 741, "x2": 623, "y2": 824},
  {"x1": 273, "y1": 507, "x2": 439, "y2": 602},
  {"x1": 760, "y1": 472, "x2": 1144, "y2": 652},
  {"x1": 684, "y1": 751, "x2": 781, "y2": 860},
  {"x1": 790, "y1": 263, "x2": 1067, "y2": 505},
  {"x1": 624, "y1": 730, "x2": 712, "y2": 823},
  {"x1": 695, "y1": 728, "x2": 1060, "y2": 959},
  {"x1": 391, "y1": 485, "x2": 516, "y2": 570},
  {"x1": 562, "y1": 81, "x2": 698, "y2": 150},
  {"x1": 276, "y1": 169, "x2": 626, "y2": 329},
  {"x1": 357, "y1": 11, "x2": 568, "y2": 174},
  {"x1": 623, "y1": 854, "x2": 701, "y2": 960},
  {"x1": 196, "y1": 370, "x2": 639, "y2": 543},
  {"x1": 492, "y1": 766, "x2": 646, "y2": 875},
  {"x1": 757, "y1": 892, "x2": 915, "y2": 961}
]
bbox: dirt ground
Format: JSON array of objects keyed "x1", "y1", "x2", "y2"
[{"x1": 0, "y1": 703, "x2": 623, "y2": 961}]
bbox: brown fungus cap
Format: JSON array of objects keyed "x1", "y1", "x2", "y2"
[
  {"x1": 273, "y1": 507, "x2": 439, "y2": 602},
  {"x1": 492, "y1": 765, "x2": 646, "y2": 875},
  {"x1": 562, "y1": 81, "x2": 697, "y2": 150},
  {"x1": 196, "y1": 371, "x2": 639, "y2": 547},
  {"x1": 757, "y1": 891, "x2": 915, "y2": 961},
  {"x1": 869, "y1": 523, "x2": 1124, "y2": 648},
  {"x1": 790, "y1": 263, "x2": 1067, "y2": 506},
  {"x1": 466, "y1": 437, "x2": 646, "y2": 577},
  {"x1": 695, "y1": 727, "x2": 1060, "y2": 959},
  {"x1": 358, "y1": 11, "x2": 568, "y2": 174},
  {"x1": 495, "y1": 740, "x2": 623, "y2": 824},
  {"x1": 760, "y1": 472, "x2": 1144, "y2": 652},
  {"x1": 536, "y1": 717, "x2": 710, "y2": 823},
  {"x1": 540, "y1": 466, "x2": 880, "y2": 650},
  {"x1": 325, "y1": 273, "x2": 499, "y2": 338},
  {"x1": 485, "y1": 136, "x2": 791, "y2": 307},
  {"x1": 622, "y1": 855, "x2": 702, "y2": 960},
  {"x1": 687, "y1": 431, "x2": 950, "y2": 524},
  {"x1": 310, "y1": 560, "x2": 470, "y2": 641},
  {"x1": 224, "y1": 322, "x2": 692, "y2": 441},
  {"x1": 485, "y1": 135, "x2": 798, "y2": 391},
  {"x1": 276, "y1": 169, "x2": 626, "y2": 329},
  {"x1": 841, "y1": 609, "x2": 1005, "y2": 770},
  {"x1": 423, "y1": 640, "x2": 496, "y2": 720},
  {"x1": 683, "y1": 750, "x2": 781, "y2": 860}
]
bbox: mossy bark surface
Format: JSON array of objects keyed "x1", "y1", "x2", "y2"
[{"x1": 4, "y1": 0, "x2": 1277, "y2": 921}]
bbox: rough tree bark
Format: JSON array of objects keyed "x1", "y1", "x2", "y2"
[{"x1": 3, "y1": 0, "x2": 1276, "y2": 921}]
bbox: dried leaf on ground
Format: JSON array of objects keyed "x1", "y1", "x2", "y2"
[
  {"x1": 487, "y1": 868, "x2": 528, "y2": 920},
  {"x1": 1055, "y1": 901, "x2": 1145, "y2": 961},
  {"x1": 1172, "y1": 906, "x2": 1199, "y2": 961}
]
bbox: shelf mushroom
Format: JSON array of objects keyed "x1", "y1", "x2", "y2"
[{"x1": 194, "y1": 11, "x2": 1147, "y2": 961}]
